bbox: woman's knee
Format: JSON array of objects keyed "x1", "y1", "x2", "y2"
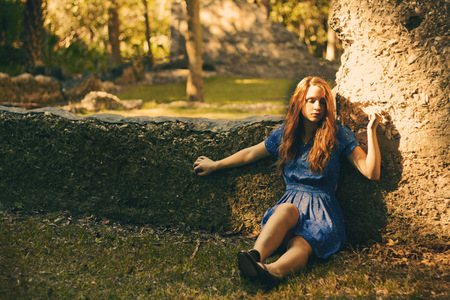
[{"x1": 274, "y1": 203, "x2": 299, "y2": 225}]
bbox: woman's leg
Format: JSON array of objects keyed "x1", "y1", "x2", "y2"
[
  {"x1": 253, "y1": 203, "x2": 300, "y2": 262},
  {"x1": 264, "y1": 236, "x2": 312, "y2": 278}
]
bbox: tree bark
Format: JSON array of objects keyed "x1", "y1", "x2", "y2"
[
  {"x1": 183, "y1": 0, "x2": 204, "y2": 102},
  {"x1": 23, "y1": 0, "x2": 45, "y2": 72},
  {"x1": 142, "y1": 0, "x2": 154, "y2": 70},
  {"x1": 108, "y1": 0, "x2": 122, "y2": 67}
]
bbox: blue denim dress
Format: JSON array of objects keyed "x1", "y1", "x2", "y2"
[{"x1": 262, "y1": 124, "x2": 360, "y2": 258}]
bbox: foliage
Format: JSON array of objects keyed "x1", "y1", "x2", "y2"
[
  {"x1": 1, "y1": 0, "x2": 337, "y2": 75},
  {"x1": 0, "y1": 0, "x2": 24, "y2": 75},
  {"x1": 44, "y1": 35, "x2": 108, "y2": 74},
  {"x1": 0, "y1": 0, "x2": 171, "y2": 75},
  {"x1": 0, "y1": 0, "x2": 23, "y2": 45},
  {"x1": 46, "y1": 0, "x2": 109, "y2": 52},
  {"x1": 0, "y1": 44, "x2": 24, "y2": 75},
  {"x1": 44, "y1": 0, "x2": 171, "y2": 72},
  {"x1": 269, "y1": 0, "x2": 334, "y2": 58},
  {"x1": 1, "y1": 210, "x2": 448, "y2": 299}
]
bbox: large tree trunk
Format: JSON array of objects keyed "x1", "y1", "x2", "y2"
[
  {"x1": 23, "y1": 0, "x2": 45, "y2": 72},
  {"x1": 108, "y1": 0, "x2": 122, "y2": 67},
  {"x1": 183, "y1": 0, "x2": 204, "y2": 102},
  {"x1": 331, "y1": 0, "x2": 449, "y2": 244},
  {"x1": 142, "y1": 0, "x2": 154, "y2": 70}
]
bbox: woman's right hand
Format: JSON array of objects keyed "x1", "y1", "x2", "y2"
[
  {"x1": 193, "y1": 156, "x2": 217, "y2": 176},
  {"x1": 367, "y1": 112, "x2": 382, "y2": 131}
]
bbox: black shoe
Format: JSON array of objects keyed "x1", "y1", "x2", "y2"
[
  {"x1": 237, "y1": 249, "x2": 260, "y2": 277},
  {"x1": 237, "y1": 250, "x2": 258, "y2": 277},
  {"x1": 255, "y1": 262, "x2": 282, "y2": 286},
  {"x1": 237, "y1": 250, "x2": 282, "y2": 286}
]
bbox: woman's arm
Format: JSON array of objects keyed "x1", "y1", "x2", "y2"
[
  {"x1": 193, "y1": 141, "x2": 271, "y2": 176},
  {"x1": 346, "y1": 113, "x2": 382, "y2": 180}
]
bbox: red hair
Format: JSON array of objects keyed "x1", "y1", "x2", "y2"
[{"x1": 277, "y1": 77, "x2": 337, "y2": 174}]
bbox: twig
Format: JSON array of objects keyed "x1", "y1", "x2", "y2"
[{"x1": 190, "y1": 238, "x2": 201, "y2": 260}]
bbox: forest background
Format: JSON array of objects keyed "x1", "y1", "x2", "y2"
[{"x1": 0, "y1": 0, "x2": 339, "y2": 77}]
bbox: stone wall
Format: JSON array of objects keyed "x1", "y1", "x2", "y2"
[
  {"x1": 170, "y1": 0, "x2": 339, "y2": 79},
  {"x1": 331, "y1": 0, "x2": 449, "y2": 243},
  {"x1": 0, "y1": 106, "x2": 392, "y2": 244},
  {"x1": 0, "y1": 106, "x2": 283, "y2": 233}
]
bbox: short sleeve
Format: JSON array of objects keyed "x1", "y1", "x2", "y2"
[
  {"x1": 338, "y1": 125, "x2": 360, "y2": 157},
  {"x1": 264, "y1": 123, "x2": 285, "y2": 157}
]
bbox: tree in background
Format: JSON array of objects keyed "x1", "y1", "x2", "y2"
[
  {"x1": 183, "y1": 0, "x2": 204, "y2": 102},
  {"x1": 325, "y1": 22, "x2": 337, "y2": 61},
  {"x1": 142, "y1": 0, "x2": 154, "y2": 70},
  {"x1": 23, "y1": 0, "x2": 46, "y2": 72},
  {"x1": 324, "y1": 0, "x2": 338, "y2": 61},
  {"x1": 108, "y1": 0, "x2": 122, "y2": 67}
]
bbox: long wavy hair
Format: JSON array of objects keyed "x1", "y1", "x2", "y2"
[{"x1": 276, "y1": 77, "x2": 337, "y2": 174}]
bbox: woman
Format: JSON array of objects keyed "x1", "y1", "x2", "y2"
[{"x1": 193, "y1": 77, "x2": 381, "y2": 285}]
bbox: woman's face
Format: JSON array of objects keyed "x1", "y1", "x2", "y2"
[{"x1": 301, "y1": 85, "x2": 327, "y2": 123}]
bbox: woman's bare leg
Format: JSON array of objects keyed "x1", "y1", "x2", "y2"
[
  {"x1": 253, "y1": 203, "x2": 300, "y2": 262},
  {"x1": 264, "y1": 236, "x2": 312, "y2": 278}
]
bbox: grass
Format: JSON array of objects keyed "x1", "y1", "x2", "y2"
[
  {"x1": 107, "y1": 76, "x2": 300, "y2": 119},
  {"x1": 79, "y1": 76, "x2": 339, "y2": 118},
  {"x1": 117, "y1": 76, "x2": 299, "y2": 105},
  {"x1": 1, "y1": 210, "x2": 449, "y2": 299}
]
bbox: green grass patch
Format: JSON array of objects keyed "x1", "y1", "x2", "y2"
[
  {"x1": 117, "y1": 76, "x2": 298, "y2": 105},
  {"x1": 2, "y1": 210, "x2": 448, "y2": 299},
  {"x1": 108, "y1": 76, "x2": 299, "y2": 118}
]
